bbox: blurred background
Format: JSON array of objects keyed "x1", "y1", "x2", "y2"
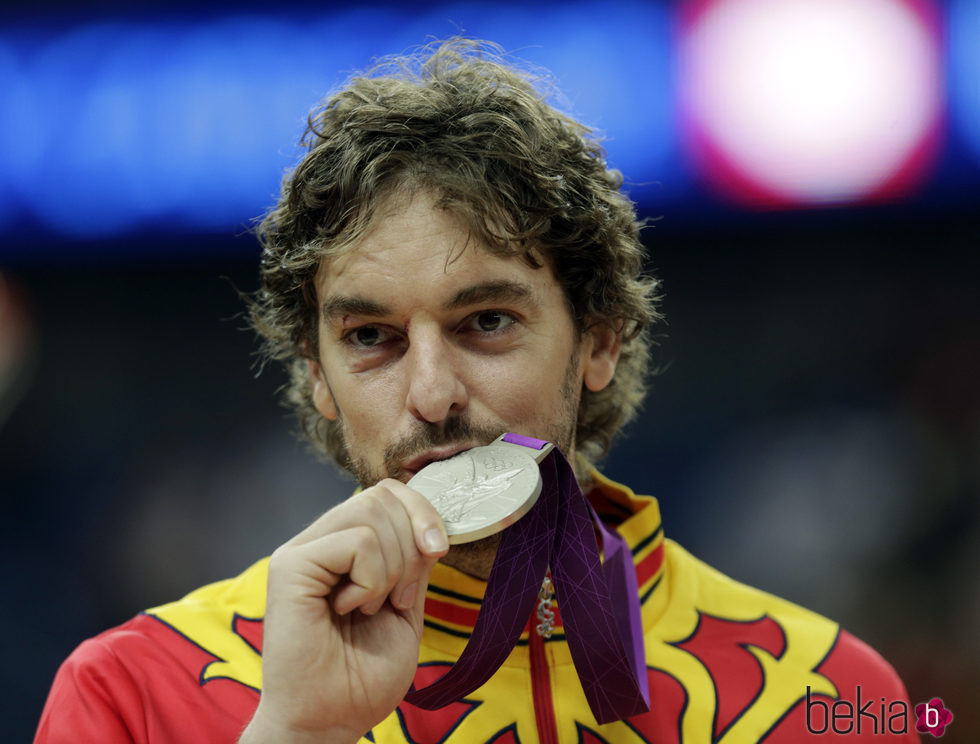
[{"x1": 1, "y1": 0, "x2": 977, "y2": 740}]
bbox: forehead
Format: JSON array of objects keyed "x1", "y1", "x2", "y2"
[{"x1": 314, "y1": 191, "x2": 553, "y2": 301}]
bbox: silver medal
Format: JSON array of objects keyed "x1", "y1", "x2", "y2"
[{"x1": 407, "y1": 442, "x2": 543, "y2": 544}]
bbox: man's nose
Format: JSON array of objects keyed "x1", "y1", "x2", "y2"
[{"x1": 403, "y1": 326, "x2": 469, "y2": 424}]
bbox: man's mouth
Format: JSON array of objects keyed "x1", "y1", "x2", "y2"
[{"x1": 401, "y1": 444, "x2": 479, "y2": 478}]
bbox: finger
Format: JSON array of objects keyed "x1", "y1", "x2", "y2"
[
  {"x1": 348, "y1": 482, "x2": 435, "y2": 612},
  {"x1": 288, "y1": 484, "x2": 409, "y2": 606},
  {"x1": 284, "y1": 486, "x2": 393, "y2": 548},
  {"x1": 317, "y1": 478, "x2": 447, "y2": 612},
  {"x1": 400, "y1": 553, "x2": 440, "y2": 634},
  {"x1": 319, "y1": 507, "x2": 425, "y2": 616},
  {"x1": 394, "y1": 553, "x2": 440, "y2": 618},
  {"x1": 279, "y1": 479, "x2": 448, "y2": 614},
  {"x1": 377, "y1": 478, "x2": 449, "y2": 557},
  {"x1": 371, "y1": 479, "x2": 449, "y2": 610},
  {"x1": 285, "y1": 479, "x2": 444, "y2": 553},
  {"x1": 349, "y1": 486, "x2": 412, "y2": 607},
  {"x1": 332, "y1": 579, "x2": 382, "y2": 616},
  {"x1": 290, "y1": 526, "x2": 389, "y2": 615}
]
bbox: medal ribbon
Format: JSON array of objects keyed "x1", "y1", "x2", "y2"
[{"x1": 403, "y1": 436, "x2": 649, "y2": 724}]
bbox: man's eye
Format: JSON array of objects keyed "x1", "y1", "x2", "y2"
[
  {"x1": 348, "y1": 326, "x2": 386, "y2": 347},
  {"x1": 468, "y1": 311, "x2": 515, "y2": 333}
]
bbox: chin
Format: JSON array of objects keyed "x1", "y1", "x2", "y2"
[{"x1": 439, "y1": 532, "x2": 502, "y2": 581}]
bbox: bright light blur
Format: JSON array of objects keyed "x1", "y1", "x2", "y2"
[{"x1": 680, "y1": 0, "x2": 942, "y2": 206}]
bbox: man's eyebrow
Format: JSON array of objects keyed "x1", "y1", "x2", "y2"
[
  {"x1": 320, "y1": 280, "x2": 536, "y2": 323},
  {"x1": 443, "y1": 280, "x2": 537, "y2": 311},
  {"x1": 321, "y1": 296, "x2": 392, "y2": 323}
]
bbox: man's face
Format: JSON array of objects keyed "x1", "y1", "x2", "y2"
[{"x1": 307, "y1": 190, "x2": 620, "y2": 490}]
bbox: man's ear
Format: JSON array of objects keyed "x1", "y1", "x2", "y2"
[
  {"x1": 582, "y1": 321, "x2": 623, "y2": 392},
  {"x1": 306, "y1": 357, "x2": 338, "y2": 421}
]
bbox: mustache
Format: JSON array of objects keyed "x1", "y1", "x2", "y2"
[{"x1": 383, "y1": 418, "x2": 506, "y2": 474}]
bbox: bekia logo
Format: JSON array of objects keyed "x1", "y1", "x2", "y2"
[
  {"x1": 914, "y1": 698, "x2": 954, "y2": 738},
  {"x1": 805, "y1": 687, "x2": 953, "y2": 737}
]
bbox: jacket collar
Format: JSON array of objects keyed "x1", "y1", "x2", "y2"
[{"x1": 422, "y1": 471, "x2": 668, "y2": 655}]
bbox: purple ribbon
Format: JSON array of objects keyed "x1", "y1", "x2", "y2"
[{"x1": 403, "y1": 442, "x2": 649, "y2": 725}]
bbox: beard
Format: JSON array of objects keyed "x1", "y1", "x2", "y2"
[{"x1": 340, "y1": 351, "x2": 583, "y2": 580}]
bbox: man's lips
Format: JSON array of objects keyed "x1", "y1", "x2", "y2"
[{"x1": 401, "y1": 444, "x2": 478, "y2": 477}]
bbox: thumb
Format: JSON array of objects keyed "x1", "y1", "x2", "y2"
[{"x1": 404, "y1": 556, "x2": 439, "y2": 636}]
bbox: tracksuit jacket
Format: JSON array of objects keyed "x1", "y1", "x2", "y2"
[{"x1": 35, "y1": 472, "x2": 918, "y2": 743}]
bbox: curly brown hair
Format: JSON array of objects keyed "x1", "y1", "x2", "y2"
[{"x1": 249, "y1": 38, "x2": 662, "y2": 472}]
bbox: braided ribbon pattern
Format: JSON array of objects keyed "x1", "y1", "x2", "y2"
[{"x1": 403, "y1": 436, "x2": 649, "y2": 724}]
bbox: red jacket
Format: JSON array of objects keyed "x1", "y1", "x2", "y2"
[{"x1": 36, "y1": 473, "x2": 918, "y2": 743}]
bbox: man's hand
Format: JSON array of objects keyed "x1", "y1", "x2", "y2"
[{"x1": 239, "y1": 479, "x2": 449, "y2": 744}]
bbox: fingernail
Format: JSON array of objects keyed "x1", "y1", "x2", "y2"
[
  {"x1": 424, "y1": 528, "x2": 448, "y2": 553},
  {"x1": 398, "y1": 582, "x2": 418, "y2": 608}
]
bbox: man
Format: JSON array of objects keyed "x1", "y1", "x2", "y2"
[{"x1": 36, "y1": 39, "x2": 917, "y2": 743}]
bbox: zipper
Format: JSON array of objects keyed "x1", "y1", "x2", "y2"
[{"x1": 530, "y1": 577, "x2": 559, "y2": 744}]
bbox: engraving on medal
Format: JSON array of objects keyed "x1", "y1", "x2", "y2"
[
  {"x1": 483, "y1": 456, "x2": 513, "y2": 472},
  {"x1": 407, "y1": 443, "x2": 542, "y2": 544}
]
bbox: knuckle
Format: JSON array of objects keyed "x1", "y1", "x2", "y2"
[
  {"x1": 403, "y1": 550, "x2": 426, "y2": 575},
  {"x1": 350, "y1": 524, "x2": 379, "y2": 554},
  {"x1": 268, "y1": 544, "x2": 293, "y2": 569},
  {"x1": 356, "y1": 490, "x2": 396, "y2": 524},
  {"x1": 377, "y1": 477, "x2": 401, "y2": 492},
  {"x1": 355, "y1": 582, "x2": 383, "y2": 603},
  {"x1": 385, "y1": 561, "x2": 402, "y2": 587},
  {"x1": 269, "y1": 544, "x2": 288, "y2": 561}
]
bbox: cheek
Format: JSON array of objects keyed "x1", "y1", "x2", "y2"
[
  {"x1": 325, "y1": 365, "x2": 404, "y2": 431},
  {"x1": 471, "y1": 349, "x2": 573, "y2": 424}
]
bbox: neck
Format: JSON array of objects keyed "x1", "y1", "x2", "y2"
[
  {"x1": 439, "y1": 532, "x2": 501, "y2": 580},
  {"x1": 437, "y1": 466, "x2": 594, "y2": 581}
]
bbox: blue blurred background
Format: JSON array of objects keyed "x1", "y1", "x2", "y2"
[{"x1": 1, "y1": 0, "x2": 977, "y2": 740}]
